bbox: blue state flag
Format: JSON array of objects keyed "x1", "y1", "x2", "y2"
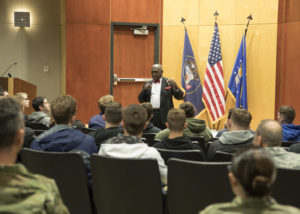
[
  {"x1": 228, "y1": 34, "x2": 248, "y2": 110},
  {"x1": 181, "y1": 29, "x2": 205, "y2": 115}
]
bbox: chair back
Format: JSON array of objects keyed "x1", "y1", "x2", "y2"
[
  {"x1": 91, "y1": 154, "x2": 163, "y2": 214},
  {"x1": 281, "y1": 141, "x2": 300, "y2": 147},
  {"x1": 156, "y1": 148, "x2": 204, "y2": 164},
  {"x1": 168, "y1": 158, "x2": 232, "y2": 214},
  {"x1": 189, "y1": 136, "x2": 207, "y2": 153},
  {"x1": 26, "y1": 122, "x2": 49, "y2": 130},
  {"x1": 81, "y1": 127, "x2": 96, "y2": 134},
  {"x1": 142, "y1": 133, "x2": 156, "y2": 146},
  {"x1": 272, "y1": 167, "x2": 300, "y2": 208},
  {"x1": 210, "y1": 151, "x2": 233, "y2": 162},
  {"x1": 20, "y1": 148, "x2": 94, "y2": 214}
]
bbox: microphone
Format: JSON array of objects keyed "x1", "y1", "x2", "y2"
[
  {"x1": 8, "y1": 73, "x2": 12, "y2": 78},
  {"x1": 1, "y1": 62, "x2": 17, "y2": 77}
]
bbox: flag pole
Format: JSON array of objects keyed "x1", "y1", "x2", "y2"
[
  {"x1": 181, "y1": 17, "x2": 186, "y2": 29},
  {"x1": 244, "y1": 14, "x2": 253, "y2": 38},
  {"x1": 214, "y1": 10, "x2": 219, "y2": 22}
]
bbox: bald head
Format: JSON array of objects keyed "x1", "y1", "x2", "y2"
[
  {"x1": 151, "y1": 64, "x2": 163, "y2": 81},
  {"x1": 255, "y1": 119, "x2": 282, "y2": 147}
]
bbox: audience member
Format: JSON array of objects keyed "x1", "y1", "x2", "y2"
[
  {"x1": 90, "y1": 102, "x2": 123, "y2": 150},
  {"x1": 0, "y1": 98, "x2": 69, "y2": 213},
  {"x1": 153, "y1": 108, "x2": 201, "y2": 150},
  {"x1": 11, "y1": 95, "x2": 36, "y2": 148},
  {"x1": 200, "y1": 147, "x2": 300, "y2": 214},
  {"x1": 28, "y1": 96, "x2": 51, "y2": 126},
  {"x1": 138, "y1": 64, "x2": 184, "y2": 129},
  {"x1": 0, "y1": 85, "x2": 5, "y2": 97},
  {"x1": 30, "y1": 95, "x2": 97, "y2": 154},
  {"x1": 278, "y1": 105, "x2": 300, "y2": 141},
  {"x1": 206, "y1": 108, "x2": 253, "y2": 161},
  {"x1": 88, "y1": 94, "x2": 114, "y2": 129},
  {"x1": 99, "y1": 104, "x2": 167, "y2": 185},
  {"x1": 140, "y1": 102, "x2": 161, "y2": 134},
  {"x1": 15, "y1": 92, "x2": 30, "y2": 109},
  {"x1": 155, "y1": 102, "x2": 213, "y2": 142},
  {"x1": 253, "y1": 119, "x2": 300, "y2": 169}
]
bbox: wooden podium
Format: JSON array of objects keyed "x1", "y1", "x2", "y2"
[{"x1": 0, "y1": 77, "x2": 37, "y2": 115}]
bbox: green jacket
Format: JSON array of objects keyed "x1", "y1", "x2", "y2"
[
  {"x1": 155, "y1": 118, "x2": 213, "y2": 142},
  {"x1": 0, "y1": 163, "x2": 69, "y2": 214},
  {"x1": 200, "y1": 196, "x2": 300, "y2": 214}
]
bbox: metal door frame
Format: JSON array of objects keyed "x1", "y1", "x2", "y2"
[{"x1": 110, "y1": 22, "x2": 160, "y2": 94}]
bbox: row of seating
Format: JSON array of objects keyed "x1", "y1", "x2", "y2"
[{"x1": 20, "y1": 148, "x2": 300, "y2": 214}]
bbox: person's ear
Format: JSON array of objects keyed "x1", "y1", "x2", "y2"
[
  {"x1": 39, "y1": 105, "x2": 44, "y2": 111},
  {"x1": 71, "y1": 115, "x2": 76, "y2": 123},
  {"x1": 15, "y1": 128, "x2": 25, "y2": 151},
  {"x1": 227, "y1": 119, "x2": 232, "y2": 128},
  {"x1": 228, "y1": 172, "x2": 238, "y2": 188},
  {"x1": 166, "y1": 122, "x2": 169, "y2": 128},
  {"x1": 184, "y1": 122, "x2": 187, "y2": 129},
  {"x1": 253, "y1": 135, "x2": 263, "y2": 147},
  {"x1": 144, "y1": 121, "x2": 148, "y2": 129},
  {"x1": 102, "y1": 114, "x2": 106, "y2": 121},
  {"x1": 121, "y1": 121, "x2": 124, "y2": 128},
  {"x1": 150, "y1": 114, "x2": 153, "y2": 120}
]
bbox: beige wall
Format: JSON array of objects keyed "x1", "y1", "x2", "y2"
[
  {"x1": 162, "y1": 0, "x2": 278, "y2": 130},
  {"x1": 0, "y1": 0, "x2": 61, "y2": 103}
]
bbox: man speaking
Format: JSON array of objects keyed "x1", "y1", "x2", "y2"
[{"x1": 138, "y1": 64, "x2": 184, "y2": 129}]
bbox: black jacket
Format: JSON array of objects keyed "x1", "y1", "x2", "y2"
[
  {"x1": 90, "y1": 127, "x2": 124, "y2": 150},
  {"x1": 153, "y1": 136, "x2": 201, "y2": 150},
  {"x1": 138, "y1": 77, "x2": 184, "y2": 124}
]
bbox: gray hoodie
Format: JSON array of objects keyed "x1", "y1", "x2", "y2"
[{"x1": 28, "y1": 111, "x2": 51, "y2": 127}]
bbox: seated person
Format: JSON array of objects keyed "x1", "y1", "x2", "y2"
[
  {"x1": 0, "y1": 97, "x2": 69, "y2": 213},
  {"x1": 254, "y1": 119, "x2": 300, "y2": 169},
  {"x1": 30, "y1": 95, "x2": 97, "y2": 155},
  {"x1": 99, "y1": 104, "x2": 167, "y2": 185},
  {"x1": 88, "y1": 94, "x2": 114, "y2": 129},
  {"x1": 28, "y1": 96, "x2": 51, "y2": 127},
  {"x1": 89, "y1": 102, "x2": 123, "y2": 150},
  {"x1": 153, "y1": 108, "x2": 201, "y2": 150},
  {"x1": 207, "y1": 108, "x2": 253, "y2": 161},
  {"x1": 140, "y1": 102, "x2": 161, "y2": 134},
  {"x1": 215, "y1": 108, "x2": 233, "y2": 138},
  {"x1": 278, "y1": 105, "x2": 300, "y2": 141},
  {"x1": 155, "y1": 102, "x2": 213, "y2": 142},
  {"x1": 11, "y1": 95, "x2": 36, "y2": 148},
  {"x1": 200, "y1": 147, "x2": 300, "y2": 214},
  {"x1": 15, "y1": 92, "x2": 30, "y2": 120}
]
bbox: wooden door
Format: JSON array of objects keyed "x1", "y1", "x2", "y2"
[{"x1": 111, "y1": 24, "x2": 159, "y2": 106}]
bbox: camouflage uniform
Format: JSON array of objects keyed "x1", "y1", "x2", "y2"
[
  {"x1": 200, "y1": 196, "x2": 300, "y2": 214},
  {"x1": 265, "y1": 147, "x2": 300, "y2": 169},
  {"x1": 0, "y1": 163, "x2": 69, "y2": 214},
  {"x1": 104, "y1": 133, "x2": 144, "y2": 144}
]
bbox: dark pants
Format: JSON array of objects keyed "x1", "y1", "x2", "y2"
[{"x1": 151, "y1": 109, "x2": 166, "y2": 130}]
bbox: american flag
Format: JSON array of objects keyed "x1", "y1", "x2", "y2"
[{"x1": 203, "y1": 22, "x2": 225, "y2": 122}]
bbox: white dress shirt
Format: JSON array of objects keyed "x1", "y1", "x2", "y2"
[{"x1": 150, "y1": 77, "x2": 162, "y2": 109}]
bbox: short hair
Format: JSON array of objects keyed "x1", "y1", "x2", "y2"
[
  {"x1": 179, "y1": 102, "x2": 195, "y2": 118},
  {"x1": 51, "y1": 95, "x2": 77, "y2": 124},
  {"x1": 230, "y1": 147, "x2": 276, "y2": 198},
  {"x1": 0, "y1": 98, "x2": 24, "y2": 149},
  {"x1": 279, "y1": 105, "x2": 295, "y2": 124},
  {"x1": 140, "y1": 102, "x2": 153, "y2": 121},
  {"x1": 167, "y1": 108, "x2": 186, "y2": 132},
  {"x1": 256, "y1": 119, "x2": 282, "y2": 147},
  {"x1": 11, "y1": 95, "x2": 25, "y2": 105},
  {"x1": 32, "y1": 96, "x2": 45, "y2": 111},
  {"x1": 122, "y1": 104, "x2": 147, "y2": 135},
  {"x1": 15, "y1": 92, "x2": 28, "y2": 99},
  {"x1": 105, "y1": 102, "x2": 122, "y2": 125},
  {"x1": 230, "y1": 108, "x2": 252, "y2": 129},
  {"x1": 98, "y1": 95, "x2": 114, "y2": 114}
]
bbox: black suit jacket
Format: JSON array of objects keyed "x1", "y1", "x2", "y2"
[{"x1": 138, "y1": 77, "x2": 184, "y2": 124}]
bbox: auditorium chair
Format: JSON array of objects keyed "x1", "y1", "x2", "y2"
[
  {"x1": 156, "y1": 148, "x2": 205, "y2": 164},
  {"x1": 91, "y1": 154, "x2": 164, "y2": 214},
  {"x1": 281, "y1": 141, "x2": 300, "y2": 148},
  {"x1": 142, "y1": 133, "x2": 157, "y2": 146},
  {"x1": 25, "y1": 121, "x2": 49, "y2": 136},
  {"x1": 20, "y1": 148, "x2": 94, "y2": 214},
  {"x1": 167, "y1": 158, "x2": 232, "y2": 214},
  {"x1": 189, "y1": 136, "x2": 207, "y2": 153},
  {"x1": 210, "y1": 151, "x2": 233, "y2": 162},
  {"x1": 272, "y1": 167, "x2": 300, "y2": 208}
]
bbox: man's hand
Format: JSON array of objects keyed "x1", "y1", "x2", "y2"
[
  {"x1": 144, "y1": 83, "x2": 152, "y2": 90},
  {"x1": 167, "y1": 79, "x2": 178, "y2": 88}
]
